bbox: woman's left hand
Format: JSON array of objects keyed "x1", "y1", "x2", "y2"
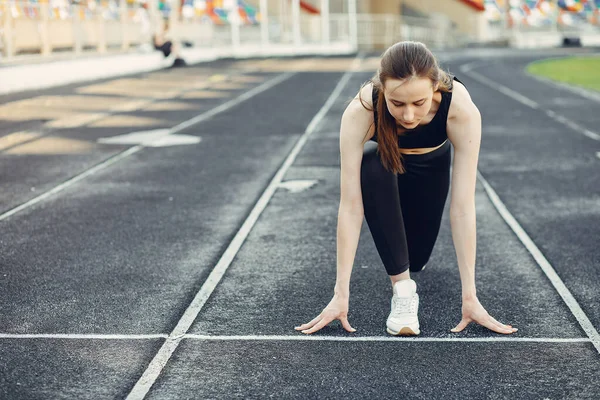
[{"x1": 451, "y1": 296, "x2": 518, "y2": 334}]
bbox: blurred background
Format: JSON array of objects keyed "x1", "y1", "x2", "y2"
[
  {"x1": 1, "y1": 0, "x2": 599, "y2": 62},
  {"x1": 1, "y1": 2, "x2": 599, "y2": 399}
]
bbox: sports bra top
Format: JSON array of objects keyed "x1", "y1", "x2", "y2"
[{"x1": 370, "y1": 76, "x2": 462, "y2": 149}]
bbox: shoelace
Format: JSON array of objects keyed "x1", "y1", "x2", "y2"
[{"x1": 392, "y1": 295, "x2": 418, "y2": 316}]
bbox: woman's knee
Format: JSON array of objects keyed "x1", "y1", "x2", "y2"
[{"x1": 409, "y1": 254, "x2": 431, "y2": 272}]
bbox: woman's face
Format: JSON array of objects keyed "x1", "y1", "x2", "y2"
[{"x1": 383, "y1": 76, "x2": 436, "y2": 129}]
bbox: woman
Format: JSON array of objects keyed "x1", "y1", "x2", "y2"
[{"x1": 295, "y1": 41, "x2": 518, "y2": 336}]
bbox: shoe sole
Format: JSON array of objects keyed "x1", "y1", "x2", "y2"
[{"x1": 386, "y1": 327, "x2": 420, "y2": 336}]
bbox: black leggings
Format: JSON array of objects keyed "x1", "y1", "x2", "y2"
[
  {"x1": 156, "y1": 41, "x2": 173, "y2": 57},
  {"x1": 360, "y1": 140, "x2": 451, "y2": 275}
]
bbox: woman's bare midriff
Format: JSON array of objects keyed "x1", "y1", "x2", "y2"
[{"x1": 399, "y1": 139, "x2": 448, "y2": 155}]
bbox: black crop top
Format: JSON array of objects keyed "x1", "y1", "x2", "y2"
[{"x1": 370, "y1": 76, "x2": 462, "y2": 149}]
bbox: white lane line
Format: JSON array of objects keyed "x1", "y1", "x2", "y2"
[
  {"x1": 184, "y1": 335, "x2": 590, "y2": 343},
  {"x1": 525, "y1": 71, "x2": 600, "y2": 104},
  {"x1": 125, "y1": 56, "x2": 363, "y2": 400},
  {"x1": 0, "y1": 72, "x2": 295, "y2": 223},
  {"x1": 0, "y1": 333, "x2": 168, "y2": 339},
  {"x1": 169, "y1": 73, "x2": 293, "y2": 135},
  {"x1": 545, "y1": 110, "x2": 600, "y2": 141},
  {"x1": 460, "y1": 62, "x2": 600, "y2": 141},
  {"x1": 0, "y1": 146, "x2": 142, "y2": 222},
  {"x1": 584, "y1": 129, "x2": 600, "y2": 141},
  {"x1": 0, "y1": 332, "x2": 589, "y2": 344},
  {"x1": 596, "y1": 152, "x2": 600, "y2": 160},
  {"x1": 477, "y1": 171, "x2": 600, "y2": 354},
  {"x1": 460, "y1": 62, "x2": 540, "y2": 109}
]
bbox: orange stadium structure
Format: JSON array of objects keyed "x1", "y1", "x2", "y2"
[
  {"x1": 458, "y1": 0, "x2": 486, "y2": 11},
  {"x1": 299, "y1": 0, "x2": 320, "y2": 14}
]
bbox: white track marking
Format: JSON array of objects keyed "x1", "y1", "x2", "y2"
[
  {"x1": 0, "y1": 72, "x2": 295, "y2": 223},
  {"x1": 477, "y1": 171, "x2": 600, "y2": 354},
  {"x1": 0, "y1": 146, "x2": 142, "y2": 222},
  {"x1": 583, "y1": 129, "x2": 600, "y2": 141},
  {"x1": 0, "y1": 333, "x2": 167, "y2": 339},
  {"x1": 545, "y1": 110, "x2": 600, "y2": 141},
  {"x1": 168, "y1": 73, "x2": 292, "y2": 135},
  {"x1": 0, "y1": 332, "x2": 588, "y2": 344},
  {"x1": 125, "y1": 56, "x2": 363, "y2": 400},
  {"x1": 278, "y1": 179, "x2": 319, "y2": 193},
  {"x1": 525, "y1": 71, "x2": 600, "y2": 104},
  {"x1": 461, "y1": 62, "x2": 540, "y2": 109},
  {"x1": 185, "y1": 334, "x2": 591, "y2": 343},
  {"x1": 460, "y1": 62, "x2": 600, "y2": 141},
  {"x1": 98, "y1": 129, "x2": 202, "y2": 147}
]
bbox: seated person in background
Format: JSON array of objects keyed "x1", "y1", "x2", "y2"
[{"x1": 153, "y1": 21, "x2": 187, "y2": 67}]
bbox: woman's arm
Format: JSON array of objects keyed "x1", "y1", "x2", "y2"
[
  {"x1": 446, "y1": 83, "x2": 481, "y2": 301},
  {"x1": 447, "y1": 82, "x2": 517, "y2": 334},
  {"x1": 334, "y1": 96, "x2": 372, "y2": 298}
]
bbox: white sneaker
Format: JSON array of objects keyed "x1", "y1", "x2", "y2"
[{"x1": 386, "y1": 279, "x2": 420, "y2": 336}]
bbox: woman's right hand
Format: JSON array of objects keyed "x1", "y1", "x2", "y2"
[{"x1": 294, "y1": 294, "x2": 357, "y2": 334}]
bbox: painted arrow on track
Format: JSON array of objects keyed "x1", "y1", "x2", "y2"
[{"x1": 98, "y1": 129, "x2": 201, "y2": 147}]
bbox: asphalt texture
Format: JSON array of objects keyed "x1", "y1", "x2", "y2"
[{"x1": 0, "y1": 49, "x2": 599, "y2": 399}]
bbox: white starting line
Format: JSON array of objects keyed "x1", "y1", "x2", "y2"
[{"x1": 0, "y1": 333, "x2": 591, "y2": 344}]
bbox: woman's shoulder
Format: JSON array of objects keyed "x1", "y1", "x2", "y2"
[
  {"x1": 446, "y1": 79, "x2": 480, "y2": 147},
  {"x1": 358, "y1": 81, "x2": 375, "y2": 107},
  {"x1": 344, "y1": 81, "x2": 375, "y2": 117},
  {"x1": 341, "y1": 82, "x2": 376, "y2": 144},
  {"x1": 448, "y1": 78, "x2": 478, "y2": 121}
]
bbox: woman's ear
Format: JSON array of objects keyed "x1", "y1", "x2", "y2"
[{"x1": 433, "y1": 81, "x2": 439, "y2": 92}]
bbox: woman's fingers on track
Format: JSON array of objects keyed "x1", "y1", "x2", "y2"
[
  {"x1": 489, "y1": 315, "x2": 517, "y2": 331},
  {"x1": 451, "y1": 315, "x2": 518, "y2": 334},
  {"x1": 485, "y1": 316, "x2": 508, "y2": 331},
  {"x1": 295, "y1": 315, "x2": 355, "y2": 334},
  {"x1": 301, "y1": 316, "x2": 333, "y2": 334},
  {"x1": 340, "y1": 317, "x2": 357, "y2": 333},
  {"x1": 450, "y1": 318, "x2": 471, "y2": 333},
  {"x1": 481, "y1": 317, "x2": 515, "y2": 334},
  {"x1": 295, "y1": 314, "x2": 323, "y2": 331}
]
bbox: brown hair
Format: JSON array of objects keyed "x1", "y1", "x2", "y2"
[{"x1": 359, "y1": 41, "x2": 453, "y2": 174}]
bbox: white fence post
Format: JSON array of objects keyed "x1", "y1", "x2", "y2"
[
  {"x1": 40, "y1": 0, "x2": 51, "y2": 56},
  {"x1": 552, "y1": 0, "x2": 560, "y2": 33},
  {"x1": 168, "y1": 0, "x2": 180, "y2": 40},
  {"x1": 120, "y1": 0, "x2": 129, "y2": 50},
  {"x1": 148, "y1": 0, "x2": 159, "y2": 35},
  {"x1": 3, "y1": 1, "x2": 15, "y2": 58},
  {"x1": 73, "y1": 5, "x2": 83, "y2": 55},
  {"x1": 230, "y1": 8, "x2": 241, "y2": 50},
  {"x1": 348, "y1": 0, "x2": 357, "y2": 51},
  {"x1": 260, "y1": 0, "x2": 269, "y2": 46},
  {"x1": 321, "y1": 0, "x2": 330, "y2": 45},
  {"x1": 97, "y1": 2, "x2": 107, "y2": 53},
  {"x1": 292, "y1": 0, "x2": 301, "y2": 46}
]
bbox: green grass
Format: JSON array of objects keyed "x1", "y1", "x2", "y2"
[{"x1": 526, "y1": 57, "x2": 600, "y2": 92}]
